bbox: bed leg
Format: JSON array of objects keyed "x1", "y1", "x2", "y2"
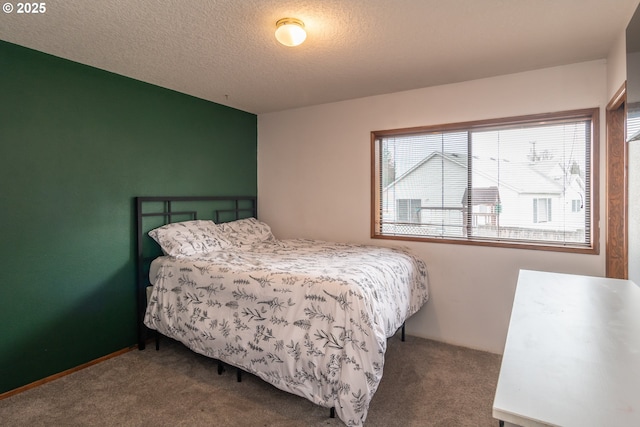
[
  {"x1": 217, "y1": 361, "x2": 224, "y2": 375},
  {"x1": 155, "y1": 331, "x2": 160, "y2": 351},
  {"x1": 330, "y1": 407, "x2": 335, "y2": 418},
  {"x1": 138, "y1": 324, "x2": 146, "y2": 351},
  {"x1": 402, "y1": 322, "x2": 406, "y2": 342},
  {"x1": 237, "y1": 368, "x2": 242, "y2": 382}
]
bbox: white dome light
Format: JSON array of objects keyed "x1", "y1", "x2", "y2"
[{"x1": 275, "y1": 18, "x2": 307, "y2": 47}]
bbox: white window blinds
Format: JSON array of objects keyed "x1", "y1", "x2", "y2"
[{"x1": 373, "y1": 109, "x2": 597, "y2": 251}]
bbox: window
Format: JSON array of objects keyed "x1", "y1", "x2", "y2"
[
  {"x1": 533, "y1": 198, "x2": 552, "y2": 223},
  {"x1": 571, "y1": 199, "x2": 582, "y2": 212},
  {"x1": 629, "y1": 102, "x2": 640, "y2": 142},
  {"x1": 397, "y1": 199, "x2": 421, "y2": 223},
  {"x1": 371, "y1": 108, "x2": 599, "y2": 253}
]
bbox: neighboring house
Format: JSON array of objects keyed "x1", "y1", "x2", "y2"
[{"x1": 382, "y1": 151, "x2": 585, "y2": 242}]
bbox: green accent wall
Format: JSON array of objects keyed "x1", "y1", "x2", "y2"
[{"x1": 0, "y1": 40, "x2": 257, "y2": 393}]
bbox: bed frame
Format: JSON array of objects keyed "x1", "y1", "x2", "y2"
[
  {"x1": 135, "y1": 196, "x2": 257, "y2": 351},
  {"x1": 135, "y1": 195, "x2": 408, "y2": 421}
]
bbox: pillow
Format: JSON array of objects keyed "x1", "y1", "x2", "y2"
[
  {"x1": 148, "y1": 220, "x2": 230, "y2": 257},
  {"x1": 217, "y1": 217, "x2": 275, "y2": 247}
]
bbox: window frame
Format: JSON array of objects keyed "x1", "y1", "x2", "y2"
[{"x1": 370, "y1": 108, "x2": 600, "y2": 254}]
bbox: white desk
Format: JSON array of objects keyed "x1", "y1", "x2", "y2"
[{"x1": 493, "y1": 270, "x2": 640, "y2": 427}]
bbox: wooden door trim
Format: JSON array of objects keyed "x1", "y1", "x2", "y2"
[{"x1": 605, "y1": 82, "x2": 628, "y2": 279}]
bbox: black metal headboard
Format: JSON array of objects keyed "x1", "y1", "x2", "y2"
[{"x1": 135, "y1": 196, "x2": 257, "y2": 349}]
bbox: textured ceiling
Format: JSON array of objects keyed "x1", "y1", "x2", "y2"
[{"x1": 1, "y1": 0, "x2": 639, "y2": 114}]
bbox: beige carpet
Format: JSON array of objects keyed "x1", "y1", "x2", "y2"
[{"x1": 0, "y1": 334, "x2": 502, "y2": 426}]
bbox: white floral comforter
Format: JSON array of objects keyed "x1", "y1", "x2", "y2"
[{"x1": 144, "y1": 239, "x2": 429, "y2": 426}]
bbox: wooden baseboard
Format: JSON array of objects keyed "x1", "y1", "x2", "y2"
[{"x1": 0, "y1": 346, "x2": 136, "y2": 400}]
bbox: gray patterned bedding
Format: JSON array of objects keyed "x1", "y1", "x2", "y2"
[{"x1": 144, "y1": 229, "x2": 429, "y2": 426}]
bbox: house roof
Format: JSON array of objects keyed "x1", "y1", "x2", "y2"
[
  {"x1": 472, "y1": 156, "x2": 565, "y2": 194},
  {"x1": 0, "y1": 0, "x2": 638, "y2": 114},
  {"x1": 387, "y1": 151, "x2": 467, "y2": 189},
  {"x1": 462, "y1": 187, "x2": 501, "y2": 206},
  {"x1": 386, "y1": 151, "x2": 575, "y2": 195}
]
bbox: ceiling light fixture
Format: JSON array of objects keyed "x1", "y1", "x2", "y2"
[{"x1": 275, "y1": 18, "x2": 306, "y2": 47}]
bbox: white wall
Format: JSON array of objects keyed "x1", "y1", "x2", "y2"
[
  {"x1": 257, "y1": 60, "x2": 608, "y2": 354},
  {"x1": 607, "y1": 29, "x2": 627, "y2": 100}
]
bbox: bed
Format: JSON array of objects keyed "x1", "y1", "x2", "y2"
[{"x1": 136, "y1": 196, "x2": 429, "y2": 426}]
